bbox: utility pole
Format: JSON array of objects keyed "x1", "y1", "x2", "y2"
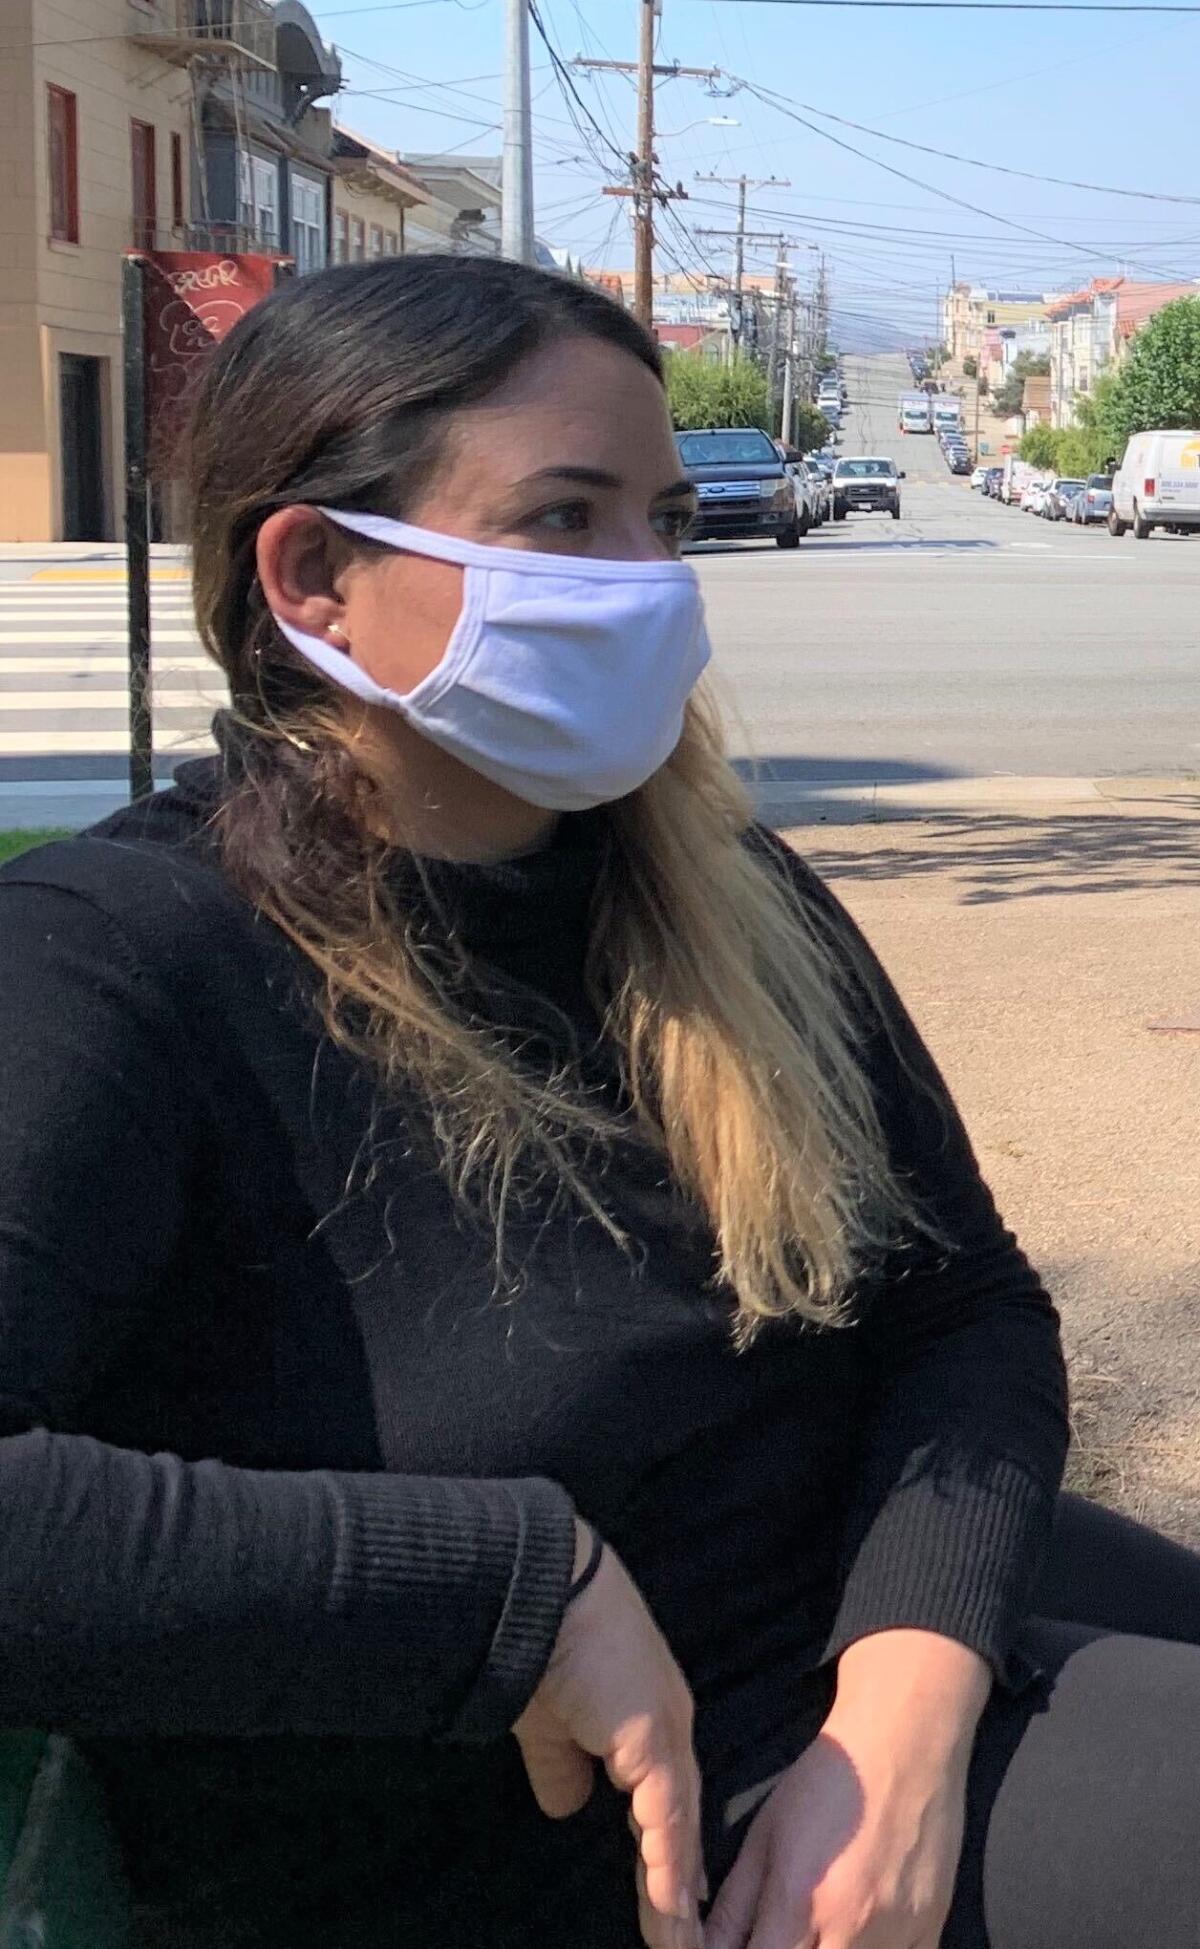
[
  {"x1": 695, "y1": 226, "x2": 799, "y2": 372},
  {"x1": 780, "y1": 281, "x2": 797, "y2": 445},
  {"x1": 767, "y1": 235, "x2": 789, "y2": 409},
  {"x1": 578, "y1": 15, "x2": 720, "y2": 332},
  {"x1": 635, "y1": 0, "x2": 655, "y2": 329},
  {"x1": 501, "y1": 0, "x2": 534, "y2": 264},
  {"x1": 695, "y1": 173, "x2": 789, "y2": 354}
]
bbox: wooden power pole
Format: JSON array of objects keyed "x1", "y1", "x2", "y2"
[
  {"x1": 635, "y1": 0, "x2": 655, "y2": 329},
  {"x1": 695, "y1": 173, "x2": 789, "y2": 352},
  {"x1": 578, "y1": 7, "x2": 720, "y2": 332}
]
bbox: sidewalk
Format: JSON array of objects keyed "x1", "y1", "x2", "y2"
[{"x1": 791, "y1": 799, "x2": 1200, "y2": 1543}]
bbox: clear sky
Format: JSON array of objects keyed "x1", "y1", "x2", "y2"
[{"x1": 316, "y1": 0, "x2": 1200, "y2": 348}]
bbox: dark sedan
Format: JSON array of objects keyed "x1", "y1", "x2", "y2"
[{"x1": 676, "y1": 427, "x2": 802, "y2": 548}]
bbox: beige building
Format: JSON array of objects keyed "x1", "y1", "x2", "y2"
[
  {"x1": 944, "y1": 284, "x2": 1056, "y2": 365},
  {"x1": 0, "y1": 0, "x2": 342, "y2": 542},
  {"x1": 1047, "y1": 276, "x2": 1200, "y2": 427},
  {"x1": 0, "y1": 0, "x2": 198, "y2": 540}
]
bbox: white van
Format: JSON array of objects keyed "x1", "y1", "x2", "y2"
[{"x1": 1110, "y1": 430, "x2": 1200, "y2": 537}]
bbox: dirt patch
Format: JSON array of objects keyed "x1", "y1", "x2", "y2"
[{"x1": 790, "y1": 811, "x2": 1200, "y2": 1543}]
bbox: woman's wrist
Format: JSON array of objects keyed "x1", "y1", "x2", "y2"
[{"x1": 829, "y1": 1629, "x2": 992, "y2": 1767}]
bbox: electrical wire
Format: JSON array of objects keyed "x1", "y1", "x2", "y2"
[
  {"x1": 735, "y1": 78, "x2": 1190, "y2": 278},
  {"x1": 742, "y1": 80, "x2": 1200, "y2": 205}
]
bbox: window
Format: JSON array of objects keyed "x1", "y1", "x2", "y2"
[
  {"x1": 47, "y1": 85, "x2": 79, "y2": 243},
  {"x1": 351, "y1": 216, "x2": 365, "y2": 262},
  {"x1": 131, "y1": 120, "x2": 156, "y2": 250},
  {"x1": 334, "y1": 209, "x2": 349, "y2": 263},
  {"x1": 238, "y1": 150, "x2": 278, "y2": 248},
  {"x1": 368, "y1": 223, "x2": 384, "y2": 258},
  {"x1": 290, "y1": 169, "x2": 326, "y2": 273},
  {"x1": 170, "y1": 131, "x2": 184, "y2": 230},
  {"x1": 384, "y1": 229, "x2": 399, "y2": 255}
]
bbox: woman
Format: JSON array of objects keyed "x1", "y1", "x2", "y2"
[{"x1": 1, "y1": 256, "x2": 1199, "y2": 1949}]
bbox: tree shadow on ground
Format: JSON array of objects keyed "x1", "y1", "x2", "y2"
[{"x1": 801, "y1": 810, "x2": 1200, "y2": 905}]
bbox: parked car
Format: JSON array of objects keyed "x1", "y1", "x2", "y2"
[
  {"x1": 1110, "y1": 430, "x2": 1200, "y2": 537},
  {"x1": 1022, "y1": 476, "x2": 1052, "y2": 514},
  {"x1": 1043, "y1": 478, "x2": 1086, "y2": 521},
  {"x1": 1071, "y1": 474, "x2": 1114, "y2": 524},
  {"x1": 796, "y1": 457, "x2": 832, "y2": 525},
  {"x1": 831, "y1": 455, "x2": 903, "y2": 521},
  {"x1": 675, "y1": 426, "x2": 802, "y2": 548},
  {"x1": 970, "y1": 466, "x2": 989, "y2": 490},
  {"x1": 947, "y1": 448, "x2": 972, "y2": 476},
  {"x1": 983, "y1": 466, "x2": 1004, "y2": 498},
  {"x1": 774, "y1": 444, "x2": 824, "y2": 531}
]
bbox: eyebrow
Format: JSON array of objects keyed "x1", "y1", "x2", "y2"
[{"x1": 520, "y1": 466, "x2": 697, "y2": 499}]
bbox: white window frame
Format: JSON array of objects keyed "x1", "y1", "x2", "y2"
[
  {"x1": 290, "y1": 167, "x2": 326, "y2": 273},
  {"x1": 239, "y1": 149, "x2": 279, "y2": 249}
]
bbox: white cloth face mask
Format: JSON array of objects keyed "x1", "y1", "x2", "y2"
[{"x1": 268, "y1": 506, "x2": 712, "y2": 812}]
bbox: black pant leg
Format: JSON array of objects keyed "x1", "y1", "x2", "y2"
[
  {"x1": 945, "y1": 1614, "x2": 1200, "y2": 1949},
  {"x1": 1034, "y1": 1492, "x2": 1200, "y2": 1641}
]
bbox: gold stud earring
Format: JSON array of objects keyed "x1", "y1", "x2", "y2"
[{"x1": 327, "y1": 625, "x2": 350, "y2": 649}]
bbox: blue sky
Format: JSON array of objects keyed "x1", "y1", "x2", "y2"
[{"x1": 317, "y1": 0, "x2": 1200, "y2": 346}]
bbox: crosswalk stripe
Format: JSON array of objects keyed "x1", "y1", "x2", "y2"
[
  {"x1": 0, "y1": 730, "x2": 213, "y2": 754},
  {"x1": 0, "y1": 629, "x2": 198, "y2": 644},
  {"x1": 0, "y1": 692, "x2": 216, "y2": 711},
  {"x1": 0, "y1": 607, "x2": 195, "y2": 622},
  {"x1": 0, "y1": 657, "x2": 213, "y2": 674}
]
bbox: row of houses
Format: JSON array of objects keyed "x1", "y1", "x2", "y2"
[
  {"x1": 943, "y1": 277, "x2": 1200, "y2": 433},
  {"x1": 0, "y1": 0, "x2": 558, "y2": 543}
]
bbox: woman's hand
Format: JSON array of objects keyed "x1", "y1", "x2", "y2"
[
  {"x1": 513, "y1": 1519, "x2": 706, "y2": 1949},
  {"x1": 704, "y1": 1631, "x2": 990, "y2": 1949}
]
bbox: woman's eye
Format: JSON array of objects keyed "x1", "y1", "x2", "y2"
[
  {"x1": 533, "y1": 501, "x2": 590, "y2": 534},
  {"x1": 653, "y1": 507, "x2": 696, "y2": 540}
]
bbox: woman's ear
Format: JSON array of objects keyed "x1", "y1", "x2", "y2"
[{"x1": 257, "y1": 506, "x2": 349, "y2": 645}]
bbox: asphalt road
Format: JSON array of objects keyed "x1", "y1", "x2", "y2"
[
  {"x1": 1, "y1": 348, "x2": 1197, "y2": 827},
  {"x1": 696, "y1": 351, "x2": 1200, "y2": 800}
]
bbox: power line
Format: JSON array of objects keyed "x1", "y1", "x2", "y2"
[
  {"x1": 743, "y1": 82, "x2": 1200, "y2": 205},
  {"x1": 687, "y1": 1, "x2": 1200, "y2": 12},
  {"x1": 736, "y1": 78, "x2": 1189, "y2": 278}
]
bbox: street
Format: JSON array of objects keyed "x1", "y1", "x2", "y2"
[
  {"x1": 704, "y1": 352, "x2": 1200, "y2": 813},
  {"x1": 1, "y1": 351, "x2": 1198, "y2": 827}
]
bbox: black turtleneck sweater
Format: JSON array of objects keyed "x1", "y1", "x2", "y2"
[{"x1": 0, "y1": 760, "x2": 1067, "y2": 1946}]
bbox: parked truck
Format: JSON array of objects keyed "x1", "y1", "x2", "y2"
[
  {"x1": 1000, "y1": 456, "x2": 1035, "y2": 506},
  {"x1": 898, "y1": 391, "x2": 933, "y2": 434},
  {"x1": 931, "y1": 394, "x2": 963, "y2": 437}
]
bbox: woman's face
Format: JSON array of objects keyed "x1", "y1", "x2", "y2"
[{"x1": 259, "y1": 334, "x2": 697, "y2": 700}]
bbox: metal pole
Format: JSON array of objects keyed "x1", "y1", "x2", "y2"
[
  {"x1": 732, "y1": 175, "x2": 746, "y2": 354},
  {"x1": 122, "y1": 254, "x2": 153, "y2": 804},
  {"x1": 780, "y1": 283, "x2": 796, "y2": 442},
  {"x1": 633, "y1": 0, "x2": 655, "y2": 329},
  {"x1": 502, "y1": 0, "x2": 534, "y2": 264},
  {"x1": 974, "y1": 359, "x2": 982, "y2": 462}
]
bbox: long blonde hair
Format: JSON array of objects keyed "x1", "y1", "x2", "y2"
[{"x1": 187, "y1": 255, "x2": 916, "y2": 1348}]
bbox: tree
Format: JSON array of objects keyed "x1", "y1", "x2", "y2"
[
  {"x1": 990, "y1": 351, "x2": 1050, "y2": 420},
  {"x1": 1093, "y1": 298, "x2": 1200, "y2": 454},
  {"x1": 1018, "y1": 424, "x2": 1060, "y2": 469},
  {"x1": 962, "y1": 356, "x2": 977, "y2": 379},
  {"x1": 790, "y1": 401, "x2": 831, "y2": 454},
  {"x1": 664, "y1": 353, "x2": 770, "y2": 431}
]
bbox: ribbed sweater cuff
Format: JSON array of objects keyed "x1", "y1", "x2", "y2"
[
  {"x1": 825, "y1": 1452, "x2": 1051, "y2": 1686},
  {"x1": 329, "y1": 1470, "x2": 577, "y2": 1744}
]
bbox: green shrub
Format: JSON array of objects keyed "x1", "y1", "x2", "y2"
[{"x1": 665, "y1": 354, "x2": 770, "y2": 431}]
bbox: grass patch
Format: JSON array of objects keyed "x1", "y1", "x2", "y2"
[{"x1": 0, "y1": 829, "x2": 71, "y2": 865}]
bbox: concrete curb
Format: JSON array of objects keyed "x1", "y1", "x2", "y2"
[{"x1": 757, "y1": 774, "x2": 1200, "y2": 825}]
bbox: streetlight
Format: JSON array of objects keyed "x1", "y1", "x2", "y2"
[{"x1": 657, "y1": 115, "x2": 740, "y2": 137}]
